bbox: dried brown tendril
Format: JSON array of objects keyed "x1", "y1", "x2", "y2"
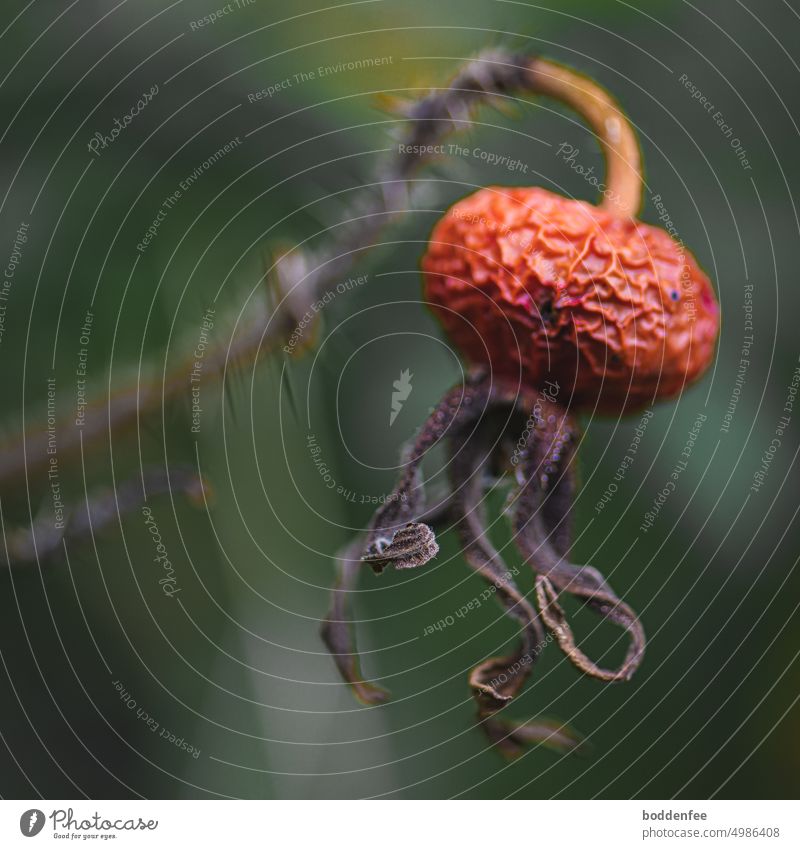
[
  {"x1": 510, "y1": 402, "x2": 645, "y2": 683},
  {"x1": 322, "y1": 374, "x2": 643, "y2": 757}
]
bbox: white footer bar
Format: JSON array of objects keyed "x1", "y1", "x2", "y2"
[{"x1": 2, "y1": 800, "x2": 796, "y2": 847}]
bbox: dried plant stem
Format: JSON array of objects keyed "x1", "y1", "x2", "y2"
[
  {"x1": 1, "y1": 466, "x2": 205, "y2": 567},
  {"x1": 525, "y1": 57, "x2": 643, "y2": 217},
  {"x1": 0, "y1": 305, "x2": 274, "y2": 485},
  {"x1": 0, "y1": 51, "x2": 643, "y2": 490}
]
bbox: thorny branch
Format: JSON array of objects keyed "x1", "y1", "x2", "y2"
[
  {"x1": 1, "y1": 466, "x2": 206, "y2": 567},
  {"x1": 2, "y1": 48, "x2": 642, "y2": 566}
]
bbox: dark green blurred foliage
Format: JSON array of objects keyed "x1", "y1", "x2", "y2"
[{"x1": 0, "y1": 0, "x2": 798, "y2": 798}]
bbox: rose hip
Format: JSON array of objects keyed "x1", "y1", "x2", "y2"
[{"x1": 423, "y1": 186, "x2": 719, "y2": 413}]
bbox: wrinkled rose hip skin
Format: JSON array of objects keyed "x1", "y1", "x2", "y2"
[{"x1": 423, "y1": 186, "x2": 719, "y2": 412}]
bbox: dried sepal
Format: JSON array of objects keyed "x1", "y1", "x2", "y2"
[
  {"x1": 448, "y1": 417, "x2": 546, "y2": 709},
  {"x1": 360, "y1": 373, "x2": 493, "y2": 572},
  {"x1": 535, "y1": 574, "x2": 645, "y2": 682},
  {"x1": 362, "y1": 522, "x2": 439, "y2": 574},
  {"x1": 323, "y1": 376, "x2": 646, "y2": 757},
  {"x1": 481, "y1": 714, "x2": 590, "y2": 759},
  {"x1": 511, "y1": 402, "x2": 646, "y2": 682},
  {"x1": 441, "y1": 394, "x2": 589, "y2": 761},
  {"x1": 320, "y1": 538, "x2": 390, "y2": 705}
]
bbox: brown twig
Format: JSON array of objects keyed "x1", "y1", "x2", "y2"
[{"x1": 0, "y1": 49, "x2": 643, "y2": 490}]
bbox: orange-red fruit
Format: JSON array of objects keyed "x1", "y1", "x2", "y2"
[{"x1": 422, "y1": 187, "x2": 719, "y2": 413}]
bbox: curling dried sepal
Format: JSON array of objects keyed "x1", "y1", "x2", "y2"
[
  {"x1": 448, "y1": 417, "x2": 547, "y2": 711},
  {"x1": 362, "y1": 521, "x2": 439, "y2": 574},
  {"x1": 511, "y1": 400, "x2": 646, "y2": 683},
  {"x1": 320, "y1": 538, "x2": 391, "y2": 706},
  {"x1": 535, "y1": 574, "x2": 645, "y2": 683},
  {"x1": 359, "y1": 373, "x2": 494, "y2": 574},
  {"x1": 481, "y1": 714, "x2": 590, "y2": 760}
]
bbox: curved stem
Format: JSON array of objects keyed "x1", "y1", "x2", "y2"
[{"x1": 525, "y1": 57, "x2": 643, "y2": 217}]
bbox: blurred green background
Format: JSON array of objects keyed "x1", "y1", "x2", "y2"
[{"x1": 0, "y1": 0, "x2": 798, "y2": 799}]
